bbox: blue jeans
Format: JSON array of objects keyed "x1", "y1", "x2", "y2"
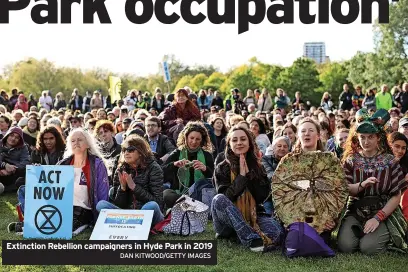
[
  {"x1": 96, "y1": 200, "x2": 164, "y2": 227},
  {"x1": 211, "y1": 194, "x2": 284, "y2": 249},
  {"x1": 17, "y1": 185, "x2": 26, "y2": 214},
  {"x1": 263, "y1": 200, "x2": 274, "y2": 216}
]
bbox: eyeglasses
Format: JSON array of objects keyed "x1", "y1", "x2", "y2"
[{"x1": 121, "y1": 146, "x2": 137, "y2": 153}]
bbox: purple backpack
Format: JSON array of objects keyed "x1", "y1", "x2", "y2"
[{"x1": 283, "y1": 222, "x2": 335, "y2": 258}]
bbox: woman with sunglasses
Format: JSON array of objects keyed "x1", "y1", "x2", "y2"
[
  {"x1": 162, "y1": 121, "x2": 214, "y2": 209},
  {"x1": 96, "y1": 135, "x2": 164, "y2": 227}
]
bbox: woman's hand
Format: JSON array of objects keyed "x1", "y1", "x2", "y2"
[
  {"x1": 174, "y1": 159, "x2": 189, "y2": 168},
  {"x1": 123, "y1": 172, "x2": 136, "y2": 191},
  {"x1": 192, "y1": 160, "x2": 206, "y2": 172},
  {"x1": 362, "y1": 177, "x2": 378, "y2": 188},
  {"x1": 118, "y1": 171, "x2": 128, "y2": 191},
  {"x1": 239, "y1": 154, "x2": 249, "y2": 176},
  {"x1": 364, "y1": 218, "x2": 380, "y2": 234}
]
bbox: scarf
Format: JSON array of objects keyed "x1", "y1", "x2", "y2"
[
  {"x1": 23, "y1": 126, "x2": 39, "y2": 140},
  {"x1": 177, "y1": 148, "x2": 206, "y2": 194},
  {"x1": 231, "y1": 171, "x2": 273, "y2": 248}
]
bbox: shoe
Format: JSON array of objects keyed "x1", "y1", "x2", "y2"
[
  {"x1": 8, "y1": 222, "x2": 24, "y2": 235},
  {"x1": 249, "y1": 238, "x2": 264, "y2": 252},
  {"x1": 0, "y1": 183, "x2": 4, "y2": 195}
]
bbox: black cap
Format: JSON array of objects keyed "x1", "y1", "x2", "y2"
[{"x1": 123, "y1": 117, "x2": 132, "y2": 124}]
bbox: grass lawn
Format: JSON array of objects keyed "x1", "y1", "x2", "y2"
[{"x1": 1, "y1": 192, "x2": 406, "y2": 272}]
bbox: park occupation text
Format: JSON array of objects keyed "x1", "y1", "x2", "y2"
[{"x1": 0, "y1": 0, "x2": 398, "y2": 34}]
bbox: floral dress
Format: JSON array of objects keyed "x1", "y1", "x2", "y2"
[{"x1": 343, "y1": 153, "x2": 408, "y2": 252}]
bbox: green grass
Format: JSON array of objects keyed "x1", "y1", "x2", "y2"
[{"x1": 1, "y1": 192, "x2": 406, "y2": 272}]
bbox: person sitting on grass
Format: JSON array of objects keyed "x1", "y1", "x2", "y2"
[
  {"x1": 0, "y1": 126, "x2": 30, "y2": 194},
  {"x1": 162, "y1": 121, "x2": 214, "y2": 209},
  {"x1": 96, "y1": 135, "x2": 164, "y2": 227},
  {"x1": 212, "y1": 127, "x2": 284, "y2": 252},
  {"x1": 58, "y1": 128, "x2": 110, "y2": 232},
  {"x1": 337, "y1": 109, "x2": 408, "y2": 254}
]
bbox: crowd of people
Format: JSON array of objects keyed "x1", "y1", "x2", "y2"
[{"x1": 0, "y1": 83, "x2": 407, "y2": 255}]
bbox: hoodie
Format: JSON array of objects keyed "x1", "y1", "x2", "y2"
[
  {"x1": 0, "y1": 127, "x2": 30, "y2": 169},
  {"x1": 14, "y1": 94, "x2": 29, "y2": 112}
]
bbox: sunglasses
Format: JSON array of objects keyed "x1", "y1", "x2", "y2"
[{"x1": 121, "y1": 146, "x2": 137, "y2": 153}]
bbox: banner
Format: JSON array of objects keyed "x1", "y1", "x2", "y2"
[
  {"x1": 162, "y1": 61, "x2": 171, "y2": 83},
  {"x1": 109, "y1": 76, "x2": 122, "y2": 103},
  {"x1": 90, "y1": 209, "x2": 153, "y2": 240},
  {"x1": 23, "y1": 165, "x2": 74, "y2": 239}
]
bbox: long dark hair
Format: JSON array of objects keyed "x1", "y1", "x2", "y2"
[
  {"x1": 36, "y1": 126, "x2": 66, "y2": 154},
  {"x1": 250, "y1": 117, "x2": 266, "y2": 134},
  {"x1": 224, "y1": 126, "x2": 265, "y2": 180},
  {"x1": 210, "y1": 117, "x2": 228, "y2": 137}
]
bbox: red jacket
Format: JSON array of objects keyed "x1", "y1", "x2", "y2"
[
  {"x1": 14, "y1": 94, "x2": 29, "y2": 112},
  {"x1": 160, "y1": 104, "x2": 200, "y2": 131}
]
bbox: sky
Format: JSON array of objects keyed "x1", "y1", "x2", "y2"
[{"x1": 0, "y1": 0, "x2": 379, "y2": 76}]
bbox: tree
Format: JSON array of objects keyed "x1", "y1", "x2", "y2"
[
  {"x1": 220, "y1": 65, "x2": 261, "y2": 96},
  {"x1": 276, "y1": 58, "x2": 321, "y2": 104},
  {"x1": 318, "y1": 62, "x2": 350, "y2": 101},
  {"x1": 189, "y1": 73, "x2": 208, "y2": 92},
  {"x1": 174, "y1": 75, "x2": 193, "y2": 91},
  {"x1": 204, "y1": 72, "x2": 226, "y2": 90}
]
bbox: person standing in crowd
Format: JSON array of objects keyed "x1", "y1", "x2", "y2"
[
  {"x1": 14, "y1": 94, "x2": 29, "y2": 112},
  {"x1": 96, "y1": 135, "x2": 165, "y2": 227},
  {"x1": 162, "y1": 122, "x2": 214, "y2": 209},
  {"x1": 151, "y1": 92, "x2": 165, "y2": 113},
  {"x1": 90, "y1": 91, "x2": 103, "y2": 110},
  {"x1": 243, "y1": 89, "x2": 257, "y2": 108},
  {"x1": 338, "y1": 109, "x2": 407, "y2": 254},
  {"x1": 0, "y1": 90, "x2": 8, "y2": 107},
  {"x1": 211, "y1": 91, "x2": 224, "y2": 109},
  {"x1": 352, "y1": 85, "x2": 365, "y2": 110},
  {"x1": 375, "y1": 85, "x2": 393, "y2": 111},
  {"x1": 124, "y1": 91, "x2": 137, "y2": 112},
  {"x1": 8, "y1": 89, "x2": 19, "y2": 112},
  {"x1": 362, "y1": 89, "x2": 376, "y2": 111},
  {"x1": 54, "y1": 92, "x2": 67, "y2": 110},
  {"x1": 144, "y1": 116, "x2": 175, "y2": 164},
  {"x1": 82, "y1": 91, "x2": 92, "y2": 113},
  {"x1": 339, "y1": 84, "x2": 353, "y2": 111},
  {"x1": 69, "y1": 89, "x2": 83, "y2": 112},
  {"x1": 212, "y1": 126, "x2": 284, "y2": 252},
  {"x1": 292, "y1": 91, "x2": 304, "y2": 111},
  {"x1": 274, "y1": 88, "x2": 290, "y2": 116},
  {"x1": 395, "y1": 82, "x2": 408, "y2": 114},
  {"x1": 22, "y1": 116, "x2": 40, "y2": 152},
  {"x1": 28, "y1": 94, "x2": 37, "y2": 109},
  {"x1": 160, "y1": 88, "x2": 201, "y2": 143},
  {"x1": 197, "y1": 90, "x2": 211, "y2": 110},
  {"x1": 58, "y1": 128, "x2": 110, "y2": 231},
  {"x1": 257, "y1": 88, "x2": 273, "y2": 112},
  {"x1": 320, "y1": 92, "x2": 333, "y2": 112},
  {"x1": 0, "y1": 127, "x2": 30, "y2": 194},
  {"x1": 39, "y1": 91, "x2": 53, "y2": 112}
]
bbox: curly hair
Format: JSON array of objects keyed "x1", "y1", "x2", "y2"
[
  {"x1": 119, "y1": 134, "x2": 153, "y2": 169},
  {"x1": 342, "y1": 126, "x2": 393, "y2": 163},
  {"x1": 93, "y1": 120, "x2": 116, "y2": 137},
  {"x1": 224, "y1": 126, "x2": 265, "y2": 180},
  {"x1": 293, "y1": 117, "x2": 325, "y2": 154},
  {"x1": 36, "y1": 126, "x2": 66, "y2": 154},
  {"x1": 250, "y1": 117, "x2": 267, "y2": 135},
  {"x1": 176, "y1": 121, "x2": 213, "y2": 153}
]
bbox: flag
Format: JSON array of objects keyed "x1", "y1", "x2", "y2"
[{"x1": 109, "y1": 76, "x2": 122, "y2": 103}]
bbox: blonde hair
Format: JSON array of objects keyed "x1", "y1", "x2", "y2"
[{"x1": 63, "y1": 128, "x2": 113, "y2": 174}]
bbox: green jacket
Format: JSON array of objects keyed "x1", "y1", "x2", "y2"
[{"x1": 375, "y1": 92, "x2": 392, "y2": 110}]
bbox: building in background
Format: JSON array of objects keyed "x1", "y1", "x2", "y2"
[{"x1": 303, "y1": 42, "x2": 328, "y2": 64}]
